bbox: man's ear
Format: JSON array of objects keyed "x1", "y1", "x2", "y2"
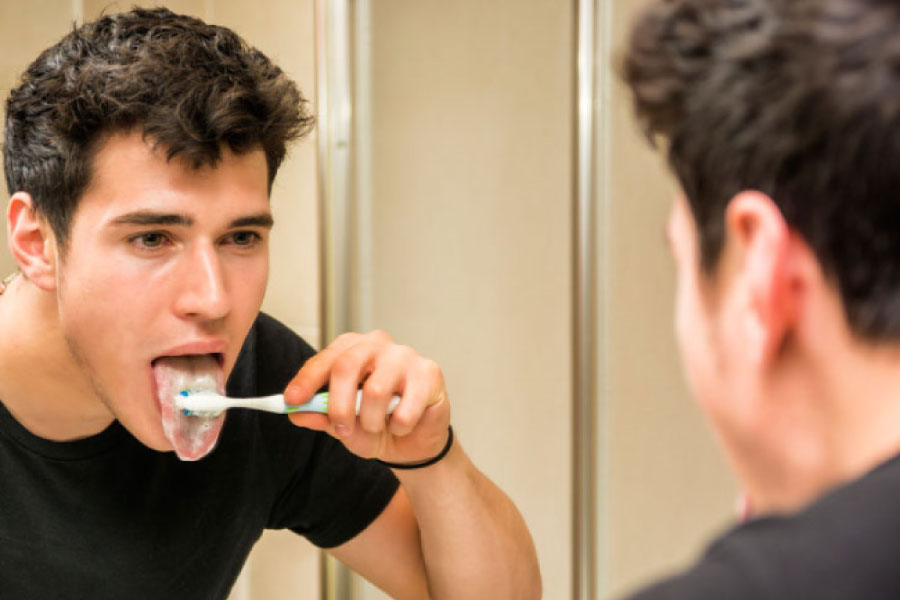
[
  {"x1": 724, "y1": 191, "x2": 796, "y2": 365},
  {"x1": 7, "y1": 192, "x2": 58, "y2": 291}
]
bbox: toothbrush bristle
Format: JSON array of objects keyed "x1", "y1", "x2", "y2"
[{"x1": 175, "y1": 388, "x2": 224, "y2": 418}]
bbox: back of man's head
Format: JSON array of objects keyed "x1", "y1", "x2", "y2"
[
  {"x1": 3, "y1": 7, "x2": 313, "y2": 250},
  {"x1": 624, "y1": 0, "x2": 900, "y2": 340}
]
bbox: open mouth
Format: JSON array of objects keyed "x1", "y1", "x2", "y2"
[{"x1": 151, "y1": 353, "x2": 226, "y2": 461}]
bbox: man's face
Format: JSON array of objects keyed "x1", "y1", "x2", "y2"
[
  {"x1": 667, "y1": 196, "x2": 735, "y2": 432},
  {"x1": 54, "y1": 131, "x2": 271, "y2": 453}
]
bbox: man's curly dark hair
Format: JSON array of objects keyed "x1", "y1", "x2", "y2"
[
  {"x1": 3, "y1": 6, "x2": 314, "y2": 250},
  {"x1": 623, "y1": 0, "x2": 900, "y2": 340}
]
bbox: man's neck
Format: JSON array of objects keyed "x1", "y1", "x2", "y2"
[
  {"x1": 825, "y1": 342, "x2": 900, "y2": 478},
  {"x1": 743, "y1": 338, "x2": 900, "y2": 516},
  {"x1": 0, "y1": 275, "x2": 114, "y2": 441}
]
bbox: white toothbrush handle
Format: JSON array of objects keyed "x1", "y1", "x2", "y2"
[
  {"x1": 285, "y1": 390, "x2": 400, "y2": 415},
  {"x1": 197, "y1": 390, "x2": 400, "y2": 415}
]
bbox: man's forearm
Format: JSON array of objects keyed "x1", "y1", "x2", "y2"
[{"x1": 395, "y1": 437, "x2": 542, "y2": 600}]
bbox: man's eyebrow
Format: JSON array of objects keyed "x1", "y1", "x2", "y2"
[
  {"x1": 110, "y1": 212, "x2": 193, "y2": 227},
  {"x1": 229, "y1": 213, "x2": 274, "y2": 229},
  {"x1": 107, "y1": 212, "x2": 274, "y2": 229}
]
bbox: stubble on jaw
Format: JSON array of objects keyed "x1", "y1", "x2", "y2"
[
  {"x1": 63, "y1": 331, "x2": 119, "y2": 418},
  {"x1": 56, "y1": 265, "x2": 120, "y2": 420}
]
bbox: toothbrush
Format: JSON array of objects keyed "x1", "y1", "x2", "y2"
[{"x1": 175, "y1": 389, "x2": 400, "y2": 418}]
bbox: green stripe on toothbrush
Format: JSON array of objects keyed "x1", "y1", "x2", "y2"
[{"x1": 285, "y1": 393, "x2": 328, "y2": 414}]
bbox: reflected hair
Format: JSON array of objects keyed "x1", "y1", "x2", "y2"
[
  {"x1": 623, "y1": 0, "x2": 900, "y2": 340},
  {"x1": 4, "y1": 7, "x2": 314, "y2": 250}
]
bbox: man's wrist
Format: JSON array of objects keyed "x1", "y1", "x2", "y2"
[{"x1": 377, "y1": 426, "x2": 454, "y2": 470}]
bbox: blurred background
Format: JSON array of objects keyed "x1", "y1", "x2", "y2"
[{"x1": 0, "y1": 1, "x2": 737, "y2": 598}]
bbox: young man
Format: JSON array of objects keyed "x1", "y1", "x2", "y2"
[
  {"x1": 621, "y1": 0, "x2": 900, "y2": 598},
  {"x1": 0, "y1": 8, "x2": 540, "y2": 599}
]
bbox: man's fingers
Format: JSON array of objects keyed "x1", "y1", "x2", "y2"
[
  {"x1": 358, "y1": 345, "x2": 415, "y2": 433},
  {"x1": 284, "y1": 330, "x2": 450, "y2": 462},
  {"x1": 284, "y1": 332, "x2": 361, "y2": 404},
  {"x1": 289, "y1": 414, "x2": 384, "y2": 461},
  {"x1": 288, "y1": 412, "x2": 330, "y2": 432},
  {"x1": 325, "y1": 331, "x2": 394, "y2": 437},
  {"x1": 388, "y1": 357, "x2": 446, "y2": 438},
  {"x1": 327, "y1": 344, "x2": 375, "y2": 437}
]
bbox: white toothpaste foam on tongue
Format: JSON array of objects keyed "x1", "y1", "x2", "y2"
[{"x1": 153, "y1": 355, "x2": 225, "y2": 461}]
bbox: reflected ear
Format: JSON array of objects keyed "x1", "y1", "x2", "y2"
[
  {"x1": 7, "y1": 192, "x2": 58, "y2": 291},
  {"x1": 724, "y1": 191, "x2": 795, "y2": 365}
]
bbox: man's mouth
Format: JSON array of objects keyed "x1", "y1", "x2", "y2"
[{"x1": 151, "y1": 352, "x2": 226, "y2": 461}]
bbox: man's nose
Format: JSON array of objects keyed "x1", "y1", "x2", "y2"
[{"x1": 173, "y1": 243, "x2": 230, "y2": 321}]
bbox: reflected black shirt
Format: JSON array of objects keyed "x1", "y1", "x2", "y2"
[
  {"x1": 0, "y1": 313, "x2": 399, "y2": 599},
  {"x1": 627, "y1": 453, "x2": 900, "y2": 600}
]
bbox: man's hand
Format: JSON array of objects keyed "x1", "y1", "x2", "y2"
[
  {"x1": 284, "y1": 330, "x2": 452, "y2": 465},
  {"x1": 288, "y1": 330, "x2": 542, "y2": 599}
]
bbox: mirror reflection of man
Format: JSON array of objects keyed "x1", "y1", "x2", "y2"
[
  {"x1": 0, "y1": 8, "x2": 540, "y2": 599},
  {"x1": 620, "y1": 0, "x2": 900, "y2": 598}
]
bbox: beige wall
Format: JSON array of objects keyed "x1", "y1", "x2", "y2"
[
  {"x1": 365, "y1": 0, "x2": 573, "y2": 597},
  {"x1": 2, "y1": 3, "x2": 321, "y2": 599}
]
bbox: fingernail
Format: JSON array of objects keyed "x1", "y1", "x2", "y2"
[{"x1": 335, "y1": 424, "x2": 350, "y2": 437}]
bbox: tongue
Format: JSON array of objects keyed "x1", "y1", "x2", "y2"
[{"x1": 153, "y1": 355, "x2": 225, "y2": 461}]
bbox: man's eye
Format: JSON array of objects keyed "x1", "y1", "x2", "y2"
[
  {"x1": 228, "y1": 231, "x2": 262, "y2": 246},
  {"x1": 131, "y1": 232, "x2": 168, "y2": 249}
]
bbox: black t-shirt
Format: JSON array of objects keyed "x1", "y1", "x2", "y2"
[
  {"x1": 0, "y1": 313, "x2": 399, "y2": 599},
  {"x1": 626, "y1": 453, "x2": 900, "y2": 599}
]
